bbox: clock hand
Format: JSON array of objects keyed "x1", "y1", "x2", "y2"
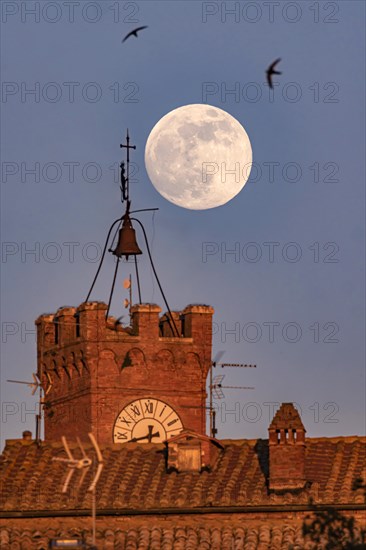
[
  {"x1": 147, "y1": 425, "x2": 160, "y2": 443},
  {"x1": 147, "y1": 425, "x2": 153, "y2": 443},
  {"x1": 130, "y1": 425, "x2": 161, "y2": 443},
  {"x1": 130, "y1": 433, "x2": 150, "y2": 443}
]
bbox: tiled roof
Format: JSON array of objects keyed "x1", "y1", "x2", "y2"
[
  {"x1": 1, "y1": 436, "x2": 365, "y2": 512},
  {"x1": 1, "y1": 519, "x2": 365, "y2": 550},
  {"x1": 0, "y1": 524, "x2": 310, "y2": 549}
]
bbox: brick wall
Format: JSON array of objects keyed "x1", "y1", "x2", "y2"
[{"x1": 36, "y1": 302, "x2": 214, "y2": 444}]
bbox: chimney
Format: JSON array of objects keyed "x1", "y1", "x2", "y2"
[
  {"x1": 22, "y1": 430, "x2": 32, "y2": 441},
  {"x1": 268, "y1": 403, "x2": 306, "y2": 491}
]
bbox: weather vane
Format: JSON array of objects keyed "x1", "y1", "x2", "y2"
[
  {"x1": 84, "y1": 129, "x2": 179, "y2": 337},
  {"x1": 119, "y1": 128, "x2": 136, "y2": 203}
]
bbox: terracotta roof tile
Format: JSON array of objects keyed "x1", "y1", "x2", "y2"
[
  {"x1": 0, "y1": 436, "x2": 365, "y2": 514},
  {"x1": 0, "y1": 523, "x2": 365, "y2": 549}
]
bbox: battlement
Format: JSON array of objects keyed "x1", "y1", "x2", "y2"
[
  {"x1": 35, "y1": 301, "x2": 214, "y2": 443},
  {"x1": 35, "y1": 301, "x2": 214, "y2": 350}
]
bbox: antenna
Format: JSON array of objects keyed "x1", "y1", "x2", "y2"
[
  {"x1": 212, "y1": 374, "x2": 254, "y2": 397},
  {"x1": 53, "y1": 432, "x2": 104, "y2": 546},
  {"x1": 209, "y1": 351, "x2": 256, "y2": 437},
  {"x1": 7, "y1": 372, "x2": 52, "y2": 440},
  {"x1": 7, "y1": 373, "x2": 41, "y2": 396}
]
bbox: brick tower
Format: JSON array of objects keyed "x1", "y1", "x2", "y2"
[{"x1": 36, "y1": 301, "x2": 214, "y2": 445}]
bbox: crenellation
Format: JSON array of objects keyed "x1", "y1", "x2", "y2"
[
  {"x1": 35, "y1": 300, "x2": 214, "y2": 444},
  {"x1": 159, "y1": 311, "x2": 182, "y2": 337},
  {"x1": 54, "y1": 306, "x2": 77, "y2": 346}
]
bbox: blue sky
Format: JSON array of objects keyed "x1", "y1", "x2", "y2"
[{"x1": 1, "y1": 1, "x2": 365, "y2": 447}]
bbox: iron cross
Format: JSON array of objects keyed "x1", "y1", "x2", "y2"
[{"x1": 120, "y1": 129, "x2": 136, "y2": 201}]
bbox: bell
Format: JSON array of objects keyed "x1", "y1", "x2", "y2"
[{"x1": 113, "y1": 215, "x2": 142, "y2": 258}]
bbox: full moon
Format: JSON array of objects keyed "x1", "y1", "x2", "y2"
[{"x1": 145, "y1": 104, "x2": 252, "y2": 210}]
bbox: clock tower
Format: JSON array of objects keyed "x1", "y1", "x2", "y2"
[
  {"x1": 36, "y1": 130, "x2": 214, "y2": 445},
  {"x1": 36, "y1": 300, "x2": 214, "y2": 444}
]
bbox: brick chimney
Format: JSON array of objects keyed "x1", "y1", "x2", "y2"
[
  {"x1": 22, "y1": 430, "x2": 32, "y2": 441},
  {"x1": 268, "y1": 403, "x2": 306, "y2": 491}
]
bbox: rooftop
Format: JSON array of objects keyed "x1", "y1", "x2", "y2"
[{"x1": 1, "y1": 435, "x2": 365, "y2": 514}]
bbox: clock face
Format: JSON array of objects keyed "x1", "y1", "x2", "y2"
[{"x1": 113, "y1": 398, "x2": 183, "y2": 443}]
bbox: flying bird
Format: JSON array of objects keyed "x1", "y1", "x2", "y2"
[
  {"x1": 122, "y1": 26, "x2": 148, "y2": 43},
  {"x1": 266, "y1": 58, "x2": 282, "y2": 89}
]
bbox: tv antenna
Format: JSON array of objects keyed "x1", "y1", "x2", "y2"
[
  {"x1": 7, "y1": 372, "x2": 53, "y2": 441},
  {"x1": 52, "y1": 433, "x2": 104, "y2": 547},
  {"x1": 209, "y1": 351, "x2": 256, "y2": 437}
]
